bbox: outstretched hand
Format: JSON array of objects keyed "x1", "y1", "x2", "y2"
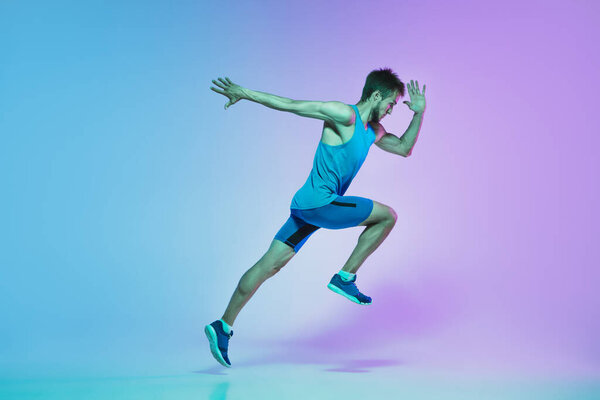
[
  {"x1": 210, "y1": 77, "x2": 245, "y2": 110},
  {"x1": 403, "y1": 80, "x2": 426, "y2": 114}
]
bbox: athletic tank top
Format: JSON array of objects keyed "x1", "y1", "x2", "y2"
[{"x1": 290, "y1": 104, "x2": 376, "y2": 210}]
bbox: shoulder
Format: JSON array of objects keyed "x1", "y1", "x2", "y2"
[
  {"x1": 320, "y1": 101, "x2": 354, "y2": 126},
  {"x1": 368, "y1": 121, "x2": 387, "y2": 143}
]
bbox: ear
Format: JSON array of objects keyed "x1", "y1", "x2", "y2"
[{"x1": 370, "y1": 90, "x2": 382, "y2": 102}]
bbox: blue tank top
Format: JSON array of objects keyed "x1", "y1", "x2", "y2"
[{"x1": 291, "y1": 104, "x2": 376, "y2": 210}]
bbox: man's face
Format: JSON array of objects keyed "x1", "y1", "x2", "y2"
[{"x1": 372, "y1": 90, "x2": 401, "y2": 122}]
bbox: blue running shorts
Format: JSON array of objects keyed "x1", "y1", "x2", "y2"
[{"x1": 274, "y1": 195, "x2": 374, "y2": 253}]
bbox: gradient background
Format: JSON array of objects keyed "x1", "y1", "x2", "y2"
[{"x1": 1, "y1": 0, "x2": 599, "y2": 390}]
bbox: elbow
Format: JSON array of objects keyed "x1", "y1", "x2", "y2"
[
  {"x1": 398, "y1": 146, "x2": 411, "y2": 158},
  {"x1": 396, "y1": 140, "x2": 411, "y2": 158}
]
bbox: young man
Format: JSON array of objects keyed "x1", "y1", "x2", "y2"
[{"x1": 205, "y1": 68, "x2": 427, "y2": 367}]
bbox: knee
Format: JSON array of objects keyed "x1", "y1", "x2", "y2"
[
  {"x1": 260, "y1": 263, "x2": 283, "y2": 280},
  {"x1": 270, "y1": 265, "x2": 284, "y2": 276},
  {"x1": 261, "y1": 254, "x2": 294, "y2": 276},
  {"x1": 387, "y1": 207, "x2": 398, "y2": 225},
  {"x1": 270, "y1": 255, "x2": 293, "y2": 274}
]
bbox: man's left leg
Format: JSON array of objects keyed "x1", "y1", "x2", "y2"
[
  {"x1": 293, "y1": 195, "x2": 397, "y2": 304},
  {"x1": 340, "y1": 199, "x2": 397, "y2": 274}
]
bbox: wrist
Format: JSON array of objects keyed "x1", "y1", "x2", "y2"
[{"x1": 240, "y1": 87, "x2": 252, "y2": 101}]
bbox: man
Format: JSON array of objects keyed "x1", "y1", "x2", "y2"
[{"x1": 205, "y1": 68, "x2": 426, "y2": 367}]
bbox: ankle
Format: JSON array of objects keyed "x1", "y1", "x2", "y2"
[
  {"x1": 220, "y1": 318, "x2": 233, "y2": 334},
  {"x1": 338, "y1": 269, "x2": 356, "y2": 281}
]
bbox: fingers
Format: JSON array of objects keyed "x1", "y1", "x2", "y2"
[
  {"x1": 407, "y1": 79, "x2": 426, "y2": 95},
  {"x1": 225, "y1": 98, "x2": 240, "y2": 110},
  {"x1": 210, "y1": 86, "x2": 226, "y2": 95},
  {"x1": 212, "y1": 76, "x2": 236, "y2": 90},
  {"x1": 212, "y1": 79, "x2": 227, "y2": 89}
]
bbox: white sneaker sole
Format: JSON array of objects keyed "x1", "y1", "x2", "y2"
[
  {"x1": 204, "y1": 324, "x2": 232, "y2": 368},
  {"x1": 327, "y1": 283, "x2": 372, "y2": 305}
]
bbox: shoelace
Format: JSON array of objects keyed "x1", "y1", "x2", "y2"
[
  {"x1": 340, "y1": 277, "x2": 370, "y2": 301},
  {"x1": 344, "y1": 281, "x2": 360, "y2": 295}
]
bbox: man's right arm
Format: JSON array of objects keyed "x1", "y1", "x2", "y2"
[{"x1": 242, "y1": 87, "x2": 353, "y2": 126}]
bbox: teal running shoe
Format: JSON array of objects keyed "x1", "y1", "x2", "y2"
[
  {"x1": 327, "y1": 273, "x2": 372, "y2": 305},
  {"x1": 204, "y1": 320, "x2": 234, "y2": 368}
]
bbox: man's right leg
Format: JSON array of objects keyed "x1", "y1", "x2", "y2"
[
  {"x1": 221, "y1": 238, "x2": 296, "y2": 326},
  {"x1": 206, "y1": 213, "x2": 319, "y2": 367},
  {"x1": 205, "y1": 238, "x2": 298, "y2": 367}
]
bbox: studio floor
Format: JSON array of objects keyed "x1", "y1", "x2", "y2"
[{"x1": 2, "y1": 342, "x2": 599, "y2": 400}]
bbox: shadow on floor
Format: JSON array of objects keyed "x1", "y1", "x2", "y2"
[
  {"x1": 196, "y1": 273, "x2": 462, "y2": 375},
  {"x1": 194, "y1": 352, "x2": 403, "y2": 375}
]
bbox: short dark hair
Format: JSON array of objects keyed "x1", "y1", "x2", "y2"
[{"x1": 360, "y1": 68, "x2": 405, "y2": 102}]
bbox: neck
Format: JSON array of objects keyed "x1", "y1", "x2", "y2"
[{"x1": 354, "y1": 100, "x2": 376, "y2": 125}]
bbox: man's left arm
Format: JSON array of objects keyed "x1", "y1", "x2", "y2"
[
  {"x1": 399, "y1": 111, "x2": 424, "y2": 157},
  {"x1": 375, "y1": 79, "x2": 426, "y2": 157}
]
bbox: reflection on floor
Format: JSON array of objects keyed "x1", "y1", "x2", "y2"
[{"x1": 2, "y1": 353, "x2": 599, "y2": 400}]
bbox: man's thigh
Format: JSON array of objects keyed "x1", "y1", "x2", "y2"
[
  {"x1": 273, "y1": 214, "x2": 320, "y2": 253},
  {"x1": 293, "y1": 195, "x2": 374, "y2": 229},
  {"x1": 358, "y1": 200, "x2": 397, "y2": 226}
]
